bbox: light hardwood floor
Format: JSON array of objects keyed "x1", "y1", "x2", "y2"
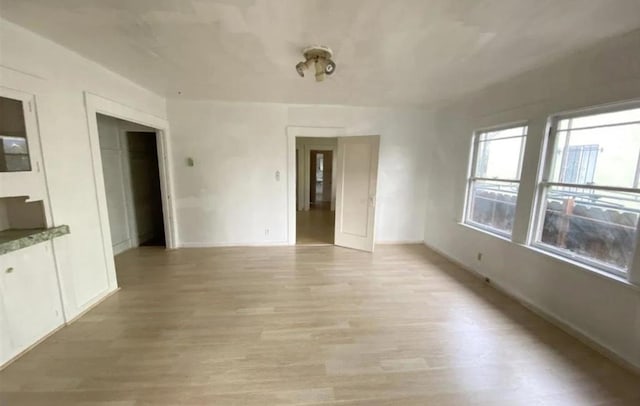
[
  {"x1": 296, "y1": 208, "x2": 334, "y2": 245},
  {"x1": 1, "y1": 245, "x2": 639, "y2": 405}
]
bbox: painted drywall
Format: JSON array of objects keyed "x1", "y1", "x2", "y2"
[
  {"x1": 423, "y1": 29, "x2": 640, "y2": 368},
  {"x1": 168, "y1": 101, "x2": 429, "y2": 246},
  {"x1": 0, "y1": 19, "x2": 167, "y2": 321}
]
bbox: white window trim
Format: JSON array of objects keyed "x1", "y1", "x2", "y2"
[
  {"x1": 530, "y1": 100, "x2": 640, "y2": 282},
  {"x1": 463, "y1": 122, "x2": 528, "y2": 239}
]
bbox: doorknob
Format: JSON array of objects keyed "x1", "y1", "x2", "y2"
[{"x1": 5, "y1": 267, "x2": 14, "y2": 274}]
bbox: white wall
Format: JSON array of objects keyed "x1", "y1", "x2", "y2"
[
  {"x1": 423, "y1": 29, "x2": 640, "y2": 369},
  {"x1": 168, "y1": 101, "x2": 429, "y2": 246},
  {"x1": 0, "y1": 19, "x2": 167, "y2": 320}
]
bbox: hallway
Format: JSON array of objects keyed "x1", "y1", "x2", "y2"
[{"x1": 296, "y1": 205, "x2": 335, "y2": 245}]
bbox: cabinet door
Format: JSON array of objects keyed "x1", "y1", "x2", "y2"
[
  {"x1": 0, "y1": 242, "x2": 64, "y2": 364},
  {"x1": 0, "y1": 86, "x2": 47, "y2": 202}
]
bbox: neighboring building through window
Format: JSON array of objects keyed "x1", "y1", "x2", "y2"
[
  {"x1": 465, "y1": 125, "x2": 527, "y2": 236},
  {"x1": 560, "y1": 144, "x2": 599, "y2": 185},
  {"x1": 535, "y1": 105, "x2": 640, "y2": 276}
]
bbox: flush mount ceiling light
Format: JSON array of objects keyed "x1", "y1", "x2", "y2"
[{"x1": 295, "y1": 45, "x2": 336, "y2": 82}]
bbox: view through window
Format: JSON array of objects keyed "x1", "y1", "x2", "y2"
[
  {"x1": 466, "y1": 125, "x2": 527, "y2": 236},
  {"x1": 536, "y1": 106, "x2": 640, "y2": 274}
]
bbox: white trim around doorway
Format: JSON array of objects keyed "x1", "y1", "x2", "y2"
[
  {"x1": 286, "y1": 126, "x2": 344, "y2": 246},
  {"x1": 84, "y1": 92, "x2": 177, "y2": 291}
]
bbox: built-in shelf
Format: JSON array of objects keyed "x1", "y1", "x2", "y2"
[
  {"x1": 0, "y1": 225, "x2": 69, "y2": 255},
  {"x1": 0, "y1": 195, "x2": 67, "y2": 255}
]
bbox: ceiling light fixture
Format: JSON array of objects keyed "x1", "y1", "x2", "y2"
[{"x1": 295, "y1": 46, "x2": 336, "y2": 82}]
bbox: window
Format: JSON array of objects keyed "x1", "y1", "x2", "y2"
[
  {"x1": 534, "y1": 105, "x2": 640, "y2": 276},
  {"x1": 465, "y1": 125, "x2": 527, "y2": 236}
]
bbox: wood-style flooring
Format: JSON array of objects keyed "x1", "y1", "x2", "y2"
[
  {"x1": 0, "y1": 244, "x2": 639, "y2": 405},
  {"x1": 296, "y1": 207, "x2": 334, "y2": 245}
]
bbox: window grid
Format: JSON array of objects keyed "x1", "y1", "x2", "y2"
[
  {"x1": 465, "y1": 124, "x2": 527, "y2": 238},
  {"x1": 533, "y1": 104, "x2": 640, "y2": 278}
]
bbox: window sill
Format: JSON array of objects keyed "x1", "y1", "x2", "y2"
[{"x1": 458, "y1": 221, "x2": 513, "y2": 242}]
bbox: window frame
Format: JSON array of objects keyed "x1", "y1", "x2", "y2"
[
  {"x1": 531, "y1": 100, "x2": 640, "y2": 279},
  {"x1": 464, "y1": 122, "x2": 528, "y2": 239}
]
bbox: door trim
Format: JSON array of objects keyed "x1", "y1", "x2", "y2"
[
  {"x1": 84, "y1": 92, "x2": 177, "y2": 291},
  {"x1": 287, "y1": 127, "x2": 344, "y2": 245},
  {"x1": 286, "y1": 127, "x2": 378, "y2": 246}
]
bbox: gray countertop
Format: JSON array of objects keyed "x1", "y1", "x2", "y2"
[{"x1": 0, "y1": 225, "x2": 70, "y2": 255}]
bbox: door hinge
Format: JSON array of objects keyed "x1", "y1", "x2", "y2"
[{"x1": 28, "y1": 101, "x2": 33, "y2": 113}]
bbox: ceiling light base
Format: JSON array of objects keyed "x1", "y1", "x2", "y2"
[{"x1": 302, "y1": 46, "x2": 333, "y2": 61}]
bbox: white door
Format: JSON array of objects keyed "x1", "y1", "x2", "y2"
[{"x1": 334, "y1": 136, "x2": 380, "y2": 252}]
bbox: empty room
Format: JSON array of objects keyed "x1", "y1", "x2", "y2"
[{"x1": 0, "y1": 1, "x2": 639, "y2": 405}]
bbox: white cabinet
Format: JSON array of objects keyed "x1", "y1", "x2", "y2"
[
  {"x1": 0, "y1": 241, "x2": 64, "y2": 365},
  {"x1": 0, "y1": 86, "x2": 47, "y2": 202}
]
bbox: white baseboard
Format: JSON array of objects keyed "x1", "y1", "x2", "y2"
[
  {"x1": 376, "y1": 240, "x2": 424, "y2": 245},
  {"x1": 1, "y1": 286, "x2": 121, "y2": 370},
  {"x1": 112, "y1": 239, "x2": 132, "y2": 255},
  {"x1": 67, "y1": 287, "x2": 121, "y2": 325},
  {"x1": 422, "y1": 241, "x2": 640, "y2": 375},
  {"x1": 0, "y1": 324, "x2": 65, "y2": 370}
]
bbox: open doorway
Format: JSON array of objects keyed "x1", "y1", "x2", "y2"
[
  {"x1": 289, "y1": 130, "x2": 380, "y2": 252},
  {"x1": 126, "y1": 132, "x2": 165, "y2": 247},
  {"x1": 96, "y1": 114, "x2": 166, "y2": 254},
  {"x1": 296, "y1": 138, "x2": 336, "y2": 245}
]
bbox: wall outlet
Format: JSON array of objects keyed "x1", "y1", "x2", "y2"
[{"x1": 477, "y1": 252, "x2": 483, "y2": 261}]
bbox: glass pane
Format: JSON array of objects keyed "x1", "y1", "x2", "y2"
[
  {"x1": 538, "y1": 186, "x2": 639, "y2": 272},
  {"x1": 467, "y1": 180, "x2": 519, "y2": 235},
  {"x1": 2, "y1": 136, "x2": 28, "y2": 154},
  {"x1": 550, "y1": 123, "x2": 640, "y2": 188},
  {"x1": 5, "y1": 154, "x2": 31, "y2": 171},
  {"x1": 475, "y1": 136, "x2": 524, "y2": 179},
  {"x1": 558, "y1": 107, "x2": 640, "y2": 130},
  {"x1": 0, "y1": 96, "x2": 31, "y2": 172},
  {"x1": 479, "y1": 126, "x2": 526, "y2": 141}
]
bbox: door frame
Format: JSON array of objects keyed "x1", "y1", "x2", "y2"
[
  {"x1": 84, "y1": 92, "x2": 177, "y2": 291},
  {"x1": 287, "y1": 127, "x2": 343, "y2": 245},
  {"x1": 287, "y1": 126, "x2": 378, "y2": 246}
]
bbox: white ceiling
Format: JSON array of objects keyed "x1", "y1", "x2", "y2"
[{"x1": 1, "y1": 0, "x2": 640, "y2": 106}]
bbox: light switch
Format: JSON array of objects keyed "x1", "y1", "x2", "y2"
[{"x1": 275, "y1": 170, "x2": 280, "y2": 181}]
